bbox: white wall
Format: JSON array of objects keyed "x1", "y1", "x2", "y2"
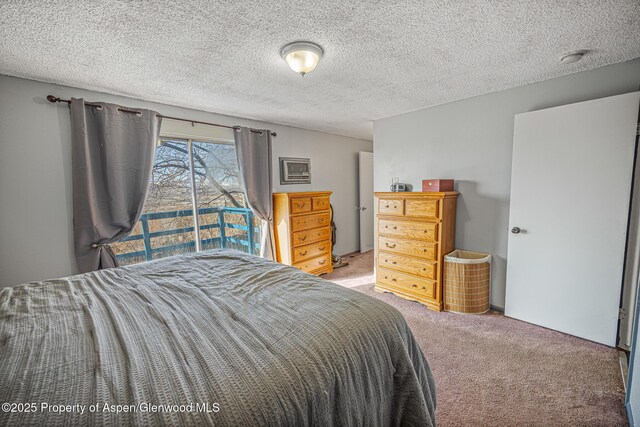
[
  {"x1": 0, "y1": 74, "x2": 372, "y2": 287},
  {"x1": 373, "y1": 58, "x2": 640, "y2": 309}
]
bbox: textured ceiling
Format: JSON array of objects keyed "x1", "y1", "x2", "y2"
[{"x1": 1, "y1": 1, "x2": 639, "y2": 140}]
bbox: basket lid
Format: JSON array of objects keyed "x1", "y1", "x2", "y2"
[{"x1": 444, "y1": 250, "x2": 491, "y2": 264}]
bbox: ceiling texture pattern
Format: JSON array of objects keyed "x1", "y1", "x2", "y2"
[{"x1": 1, "y1": 0, "x2": 639, "y2": 140}]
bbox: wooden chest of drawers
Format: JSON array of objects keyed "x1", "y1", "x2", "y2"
[
  {"x1": 375, "y1": 192, "x2": 458, "y2": 311},
  {"x1": 273, "y1": 191, "x2": 333, "y2": 275}
]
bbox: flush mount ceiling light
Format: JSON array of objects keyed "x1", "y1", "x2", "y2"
[
  {"x1": 281, "y1": 41, "x2": 324, "y2": 76},
  {"x1": 560, "y1": 50, "x2": 587, "y2": 64}
]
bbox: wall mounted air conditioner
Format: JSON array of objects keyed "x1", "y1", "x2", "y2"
[{"x1": 280, "y1": 157, "x2": 311, "y2": 184}]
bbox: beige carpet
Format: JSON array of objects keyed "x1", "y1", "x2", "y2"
[
  {"x1": 324, "y1": 251, "x2": 376, "y2": 288},
  {"x1": 324, "y1": 251, "x2": 627, "y2": 426}
]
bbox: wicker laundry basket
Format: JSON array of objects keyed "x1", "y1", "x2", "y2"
[{"x1": 444, "y1": 250, "x2": 491, "y2": 314}]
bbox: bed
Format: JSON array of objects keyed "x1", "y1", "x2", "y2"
[{"x1": 0, "y1": 250, "x2": 436, "y2": 426}]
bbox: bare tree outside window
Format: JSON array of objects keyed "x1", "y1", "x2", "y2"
[{"x1": 111, "y1": 138, "x2": 259, "y2": 265}]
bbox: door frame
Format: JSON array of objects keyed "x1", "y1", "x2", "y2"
[
  {"x1": 619, "y1": 111, "x2": 640, "y2": 349},
  {"x1": 626, "y1": 273, "x2": 640, "y2": 425},
  {"x1": 358, "y1": 151, "x2": 374, "y2": 253}
]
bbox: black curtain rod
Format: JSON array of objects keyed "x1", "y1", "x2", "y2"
[{"x1": 46, "y1": 95, "x2": 277, "y2": 137}]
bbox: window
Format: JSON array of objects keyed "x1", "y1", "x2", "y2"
[{"x1": 111, "y1": 134, "x2": 259, "y2": 265}]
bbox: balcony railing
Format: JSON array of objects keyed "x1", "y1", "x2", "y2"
[{"x1": 115, "y1": 207, "x2": 259, "y2": 263}]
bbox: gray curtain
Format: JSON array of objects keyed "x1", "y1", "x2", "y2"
[
  {"x1": 70, "y1": 98, "x2": 161, "y2": 272},
  {"x1": 234, "y1": 127, "x2": 275, "y2": 260}
]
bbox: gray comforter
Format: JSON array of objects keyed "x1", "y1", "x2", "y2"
[{"x1": 0, "y1": 250, "x2": 435, "y2": 426}]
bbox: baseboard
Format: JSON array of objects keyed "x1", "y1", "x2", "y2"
[
  {"x1": 620, "y1": 350, "x2": 629, "y2": 392},
  {"x1": 490, "y1": 304, "x2": 505, "y2": 313},
  {"x1": 337, "y1": 250, "x2": 363, "y2": 257}
]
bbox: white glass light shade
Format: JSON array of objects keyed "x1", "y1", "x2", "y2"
[
  {"x1": 284, "y1": 50, "x2": 320, "y2": 74},
  {"x1": 281, "y1": 42, "x2": 324, "y2": 76}
]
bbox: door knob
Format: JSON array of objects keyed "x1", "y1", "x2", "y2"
[
  {"x1": 511, "y1": 227, "x2": 521, "y2": 234},
  {"x1": 362, "y1": 206, "x2": 367, "y2": 211}
]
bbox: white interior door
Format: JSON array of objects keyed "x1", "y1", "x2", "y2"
[
  {"x1": 505, "y1": 92, "x2": 640, "y2": 346},
  {"x1": 358, "y1": 152, "x2": 374, "y2": 253}
]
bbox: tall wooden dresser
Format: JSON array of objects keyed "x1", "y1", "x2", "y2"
[
  {"x1": 375, "y1": 192, "x2": 458, "y2": 311},
  {"x1": 273, "y1": 191, "x2": 333, "y2": 275}
]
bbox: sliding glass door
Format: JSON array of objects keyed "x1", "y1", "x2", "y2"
[{"x1": 111, "y1": 138, "x2": 259, "y2": 265}]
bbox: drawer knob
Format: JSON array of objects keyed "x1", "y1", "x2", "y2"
[
  {"x1": 412, "y1": 284, "x2": 417, "y2": 288},
  {"x1": 301, "y1": 250, "x2": 308, "y2": 255},
  {"x1": 392, "y1": 261, "x2": 397, "y2": 264},
  {"x1": 319, "y1": 260, "x2": 326, "y2": 265},
  {"x1": 385, "y1": 205, "x2": 390, "y2": 208},
  {"x1": 423, "y1": 249, "x2": 427, "y2": 252},
  {"x1": 319, "y1": 246, "x2": 326, "y2": 250},
  {"x1": 386, "y1": 243, "x2": 396, "y2": 248},
  {"x1": 300, "y1": 236, "x2": 307, "y2": 241},
  {"x1": 391, "y1": 278, "x2": 397, "y2": 282}
]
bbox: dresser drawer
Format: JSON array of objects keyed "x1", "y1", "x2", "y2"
[
  {"x1": 378, "y1": 198, "x2": 404, "y2": 216},
  {"x1": 378, "y1": 219, "x2": 437, "y2": 241},
  {"x1": 292, "y1": 240, "x2": 331, "y2": 263},
  {"x1": 290, "y1": 197, "x2": 312, "y2": 214},
  {"x1": 405, "y1": 198, "x2": 439, "y2": 218},
  {"x1": 291, "y1": 212, "x2": 330, "y2": 232},
  {"x1": 292, "y1": 226, "x2": 331, "y2": 247},
  {"x1": 294, "y1": 253, "x2": 331, "y2": 273},
  {"x1": 378, "y1": 267, "x2": 435, "y2": 299},
  {"x1": 312, "y1": 196, "x2": 330, "y2": 212},
  {"x1": 378, "y1": 252, "x2": 436, "y2": 279},
  {"x1": 379, "y1": 236, "x2": 436, "y2": 260}
]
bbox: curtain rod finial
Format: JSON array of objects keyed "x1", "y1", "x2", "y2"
[{"x1": 47, "y1": 95, "x2": 59, "y2": 103}]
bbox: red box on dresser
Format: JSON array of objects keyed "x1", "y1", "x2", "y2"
[{"x1": 422, "y1": 179, "x2": 454, "y2": 192}]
